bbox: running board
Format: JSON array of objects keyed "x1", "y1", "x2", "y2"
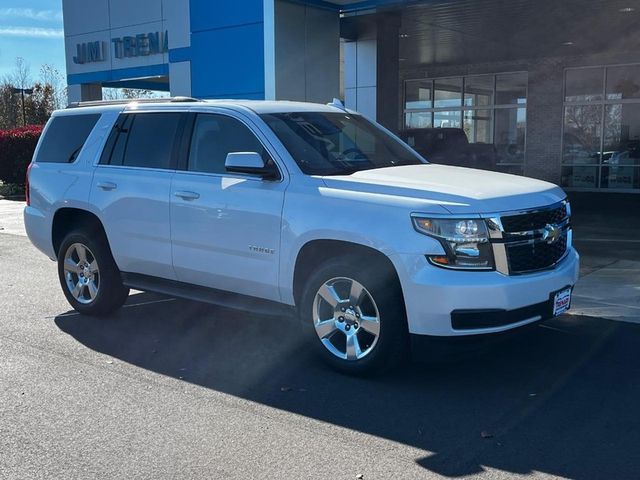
[{"x1": 121, "y1": 272, "x2": 296, "y2": 318}]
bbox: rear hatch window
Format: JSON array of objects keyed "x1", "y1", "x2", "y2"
[{"x1": 35, "y1": 114, "x2": 100, "y2": 163}]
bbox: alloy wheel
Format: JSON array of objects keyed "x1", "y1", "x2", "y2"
[
  {"x1": 63, "y1": 243, "x2": 100, "y2": 305},
  {"x1": 312, "y1": 277, "x2": 381, "y2": 361}
]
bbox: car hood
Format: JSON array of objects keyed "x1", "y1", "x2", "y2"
[{"x1": 321, "y1": 164, "x2": 566, "y2": 214}]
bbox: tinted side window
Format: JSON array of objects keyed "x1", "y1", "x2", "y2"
[
  {"x1": 35, "y1": 114, "x2": 100, "y2": 163},
  {"x1": 123, "y1": 113, "x2": 183, "y2": 169},
  {"x1": 99, "y1": 114, "x2": 133, "y2": 166},
  {"x1": 100, "y1": 113, "x2": 182, "y2": 169},
  {"x1": 188, "y1": 114, "x2": 270, "y2": 174}
]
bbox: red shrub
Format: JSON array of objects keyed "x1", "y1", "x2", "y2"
[{"x1": 0, "y1": 125, "x2": 43, "y2": 185}]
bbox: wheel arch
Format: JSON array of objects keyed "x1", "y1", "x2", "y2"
[
  {"x1": 292, "y1": 239, "x2": 404, "y2": 309},
  {"x1": 51, "y1": 207, "x2": 109, "y2": 258}
]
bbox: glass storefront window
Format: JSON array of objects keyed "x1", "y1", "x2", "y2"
[
  {"x1": 606, "y1": 65, "x2": 640, "y2": 101},
  {"x1": 563, "y1": 65, "x2": 640, "y2": 190},
  {"x1": 464, "y1": 75, "x2": 494, "y2": 107},
  {"x1": 565, "y1": 67, "x2": 604, "y2": 102},
  {"x1": 463, "y1": 109, "x2": 492, "y2": 143},
  {"x1": 496, "y1": 73, "x2": 527, "y2": 105},
  {"x1": 561, "y1": 165, "x2": 599, "y2": 188},
  {"x1": 434, "y1": 110, "x2": 461, "y2": 128},
  {"x1": 434, "y1": 78, "x2": 462, "y2": 108},
  {"x1": 403, "y1": 73, "x2": 526, "y2": 174},
  {"x1": 603, "y1": 103, "x2": 640, "y2": 167},
  {"x1": 405, "y1": 80, "x2": 432, "y2": 110},
  {"x1": 562, "y1": 104, "x2": 602, "y2": 165},
  {"x1": 405, "y1": 111, "x2": 432, "y2": 129},
  {"x1": 495, "y1": 107, "x2": 526, "y2": 164},
  {"x1": 600, "y1": 166, "x2": 639, "y2": 189}
]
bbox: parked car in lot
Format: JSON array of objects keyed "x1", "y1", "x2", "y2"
[
  {"x1": 401, "y1": 127, "x2": 498, "y2": 170},
  {"x1": 24, "y1": 98, "x2": 579, "y2": 374}
]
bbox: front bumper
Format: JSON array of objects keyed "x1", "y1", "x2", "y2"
[{"x1": 390, "y1": 247, "x2": 580, "y2": 336}]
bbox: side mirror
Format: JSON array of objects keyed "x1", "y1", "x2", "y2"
[{"x1": 225, "y1": 152, "x2": 279, "y2": 180}]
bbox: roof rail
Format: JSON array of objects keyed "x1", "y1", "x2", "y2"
[{"x1": 66, "y1": 96, "x2": 201, "y2": 109}]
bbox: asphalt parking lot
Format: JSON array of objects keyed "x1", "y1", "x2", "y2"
[{"x1": 1, "y1": 198, "x2": 639, "y2": 479}]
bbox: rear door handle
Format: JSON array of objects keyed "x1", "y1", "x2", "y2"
[
  {"x1": 96, "y1": 181, "x2": 117, "y2": 191},
  {"x1": 174, "y1": 190, "x2": 200, "y2": 200}
]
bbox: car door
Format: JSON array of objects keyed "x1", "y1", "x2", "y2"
[
  {"x1": 90, "y1": 111, "x2": 186, "y2": 280},
  {"x1": 170, "y1": 111, "x2": 287, "y2": 302}
]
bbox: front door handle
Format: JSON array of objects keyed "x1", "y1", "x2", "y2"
[
  {"x1": 174, "y1": 190, "x2": 200, "y2": 200},
  {"x1": 96, "y1": 181, "x2": 117, "y2": 191}
]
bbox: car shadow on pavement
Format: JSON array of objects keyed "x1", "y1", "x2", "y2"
[{"x1": 55, "y1": 292, "x2": 640, "y2": 478}]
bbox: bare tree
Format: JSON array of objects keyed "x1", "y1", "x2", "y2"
[
  {"x1": 0, "y1": 58, "x2": 61, "y2": 128},
  {"x1": 0, "y1": 83, "x2": 20, "y2": 129},
  {"x1": 102, "y1": 88, "x2": 125, "y2": 100},
  {"x1": 102, "y1": 87, "x2": 169, "y2": 101},
  {"x1": 39, "y1": 64, "x2": 66, "y2": 110},
  {"x1": 5, "y1": 57, "x2": 32, "y2": 90}
]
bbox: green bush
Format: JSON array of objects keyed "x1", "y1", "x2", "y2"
[
  {"x1": 0, "y1": 181, "x2": 24, "y2": 197},
  {"x1": 0, "y1": 125, "x2": 43, "y2": 185}
]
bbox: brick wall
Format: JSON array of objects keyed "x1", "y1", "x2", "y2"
[{"x1": 524, "y1": 58, "x2": 565, "y2": 184}]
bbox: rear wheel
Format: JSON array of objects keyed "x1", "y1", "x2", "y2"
[
  {"x1": 300, "y1": 256, "x2": 408, "y2": 375},
  {"x1": 57, "y1": 230, "x2": 129, "y2": 316}
]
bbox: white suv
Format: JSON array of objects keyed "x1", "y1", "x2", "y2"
[{"x1": 24, "y1": 98, "x2": 579, "y2": 374}]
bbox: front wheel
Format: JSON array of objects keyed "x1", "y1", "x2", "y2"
[
  {"x1": 300, "y1": 257, "x2": 408, "y2": 375},
  {"x1": 57, "y1": 230, "x2": 129, "y2": 316}
]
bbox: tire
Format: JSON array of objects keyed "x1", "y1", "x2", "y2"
[
  {"x1": 57, "y1": 229, "x2": 129, "y2": 316},
  {"x1": 299, "y1": 255, "x2": 408, "y2": 375}
]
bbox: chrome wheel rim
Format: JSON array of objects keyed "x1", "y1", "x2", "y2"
[
  {"x1": 312, "y1": 277, "x2": 381, "y2": 361},
  {"x1": 63, "y1": 243, "x2": 100, "y2": 305}
]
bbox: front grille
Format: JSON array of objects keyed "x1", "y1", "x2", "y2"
[
  {"x1": 505, "y1": 233, "x2": 568, "y2": 273},
  {"x1": 501, "y1": 203, "x2": 567, "y2": 233},
  {"x1": 491, "y1": 201, "x2": 571, "y2": 275}
]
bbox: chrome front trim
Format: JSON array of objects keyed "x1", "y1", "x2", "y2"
[
  {"x1": 481, "y1": 199, "x2": 571, "y2": 276},
  {"x1": 496, "y1": 220, "x2": 571, "y2": 246},
  {"x1": 485, "y1": 216, "x2": 509, "y2": 274},
  {"x1": 492, "y1": 242, "x2": 510, "y2": 275},
  {"x1": 426, "y1": 256, "x2": 495, "y2": 271}
]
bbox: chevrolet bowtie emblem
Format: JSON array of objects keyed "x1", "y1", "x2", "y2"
[{"x1": 541, "y1": 224, "x2": 561, "y2": 244}]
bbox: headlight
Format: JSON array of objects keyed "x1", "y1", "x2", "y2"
[{"x1": 412, "y1": 217, "x2": 494, "y2": 270}]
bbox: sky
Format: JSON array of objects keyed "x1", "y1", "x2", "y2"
[{"x1": 0, "y1": 1, "x2": 66, "y2": 83}]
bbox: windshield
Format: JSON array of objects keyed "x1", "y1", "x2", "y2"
[{"x1": 259, "y1": 111, "x2": 426, "y2": 175}]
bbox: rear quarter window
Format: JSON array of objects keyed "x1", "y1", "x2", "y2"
[{"x1": 34, "y1": 114, "x2": 101, "y2": 163}]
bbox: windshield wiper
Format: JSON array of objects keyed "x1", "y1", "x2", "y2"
[
  {"x1": 322, "y1": 165, "x2": 382, "y2": 176},
  {"x1": 389, "y1": 159, "x2": 425, "y2": 166},
  {"x1": 324, "y1": 161, "x2": 423, "y2": 175}
]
